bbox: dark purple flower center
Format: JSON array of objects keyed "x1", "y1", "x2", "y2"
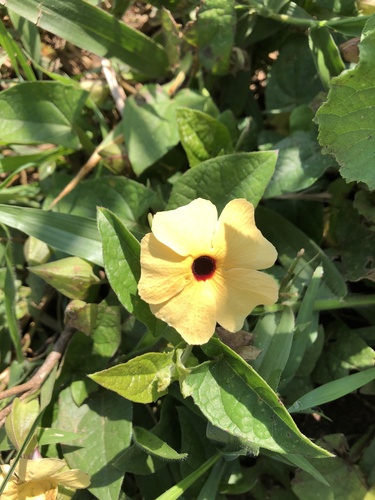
[{"x1": 192, "y1": 256, "x2": 216, "y2": 281}]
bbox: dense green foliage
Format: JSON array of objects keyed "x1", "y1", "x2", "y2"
[{"x1": 0, "y1": 0, "x2": 375, "y2": 498}]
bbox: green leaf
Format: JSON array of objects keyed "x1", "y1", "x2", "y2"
[
  {"x1": 308, "y1": 27, "x2": 345, "y2": 90},
  {"x1": 0, "y1": 82, "x2": 88, "y2": 148},
  {"x1": 97, "y1": 207, "x2": 157, "y2": 329},
  {"x1": 90, "y1": 351, "x2": 175, "y2": 403},
  {"x1": 196, "y1": 0, "x2": 236, "y2": 74},
  {"x1": 5, "y1": 398, "x2": 39, "y2": 454},
  {"x1": 29, "y1": 257, "x2": 100, "y2": 300},
  {"x1": 167, "y1": 152, "x2": 277, "y2": 212},
  {"x1": 3, "y1": 226, "x2": 23, "y2": 362},
  {"x1": 0, "y1": 18, "x2": 36, "y2": 81},
  {"x1": 289, "y1": 367, "x2": 375, "y2": 413},
  {"x1": 315, "y1": 17, "x2": 375, "y2": 190},
  {"x1": 56, "y1": 388, "x2": 132, "y2": 500},
  {"x1": 281, "y1": 266, "x2": 324, "y2": 383},
  {"x1": 176, "y1": 107, "x2": 233, "y2": 167},
  {"x1": 133, "y1": 427, "x2": 188, "y2": 461},
  {"x1": 292, "y1": 449, "x2": 373, "y2": 499},
  {"x1": 0, "y1": 205, "x2": 103, "y2": 265},
  {"x1": 252, "y1": 307, "x2": 295, "y2": 390},
  {"x1": 122, "y1": 86, "x2": 217, "y2": 175},
  {"x1": 314, "y1": 321, "x2": 375, "y2": 384},
  {"x1": 264, "y1": 131, "x2": 334, "y2": 198},
  {"x1": 38, "y1": 428, "x2": 83, "y2": 446},
  {"x1": 0, "y1": 147, "x2": 63, "y2": 174},
  {"x1": 256, "y1": 205, "x2": 347, "y2": 299},
  {"x1": 266, "y1": 34, "x2": 323, "y2": 111},
  {"x1": 334, "y1": 201, "x2": 375, "y2": 282},
  {"x1": 182, "y1": 338, "x2": 331, "y2": 458},
  {"x1": 155, "y1": 454, "x2": 222, "y2": 500},
  {"x1": 5, "y1": 0, "x2": 168, "y2": 78},
  {"x1": 45, "y1": 175, "x2": 156, "y2": 235}
]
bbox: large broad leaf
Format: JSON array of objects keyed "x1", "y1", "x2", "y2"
[
  {"x1": 264, "y1": 131, "x2": 335, "y2": 198},
  {"x1": 3, "y1": 0, "x2": 168, "y2": 78},
  {"x1": 196, "y1": 0, "x2": 236, "y2": 75},
  {"x1": 167, "y1": 152, "x2": 277, "y2": 212},
  {"x1": 0, "y1": 82, "x2": 88, "y2": 148},
  {"x1": 122, "y1": 86, "x2": 217, "y2": 175},
  {"x1": 256, "y1": 205, "x2": 347, "y2": 300},
  {"x1": 182, "y1": 338, "x2": 331, "y2": 458},
  {"x1": 56, "y1": 388, "x2": 132, "y2": 500},
  {"x1": 97, "y1": 208, "x2": 172, "y2": 337},
  {"x1": 45, "y1": 175, "x2": 156, "y2": 236},
  {"x1": 315, "y1": 17, "x2": 375, "y2": 190},
  {"x1": 0, "y1": 205, "x2": 102, "y2": 265},
  {"x1": 266, "y1": 34, "x2": 323, "y2": 111}
]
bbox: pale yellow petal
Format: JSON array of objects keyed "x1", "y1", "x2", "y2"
[
  {"x1": 139, "y1": 233, "x2": 193, "y2": 304},
  {"x1": 151, "y1": 198, "x2": 218, "y2": 257},
  {"x1": 18, "y1": 478, "x2": 57, "y2": 499},
  {"x1": 150, "y1": 280, "x2": 218, "y2": 345},
  {"x1": 0, "y1": 468, "x2": 19, "y2": 500},
  {"x1": 16, "y1": 459, "x2": 65, "y2": 482},
  {"x1": 53, "y1": 469, "x2": 91, "y2": 489},
  {"x1": 215, "y1": 268, "x2": 279, "y2": 332},
  {"x1": 213, "y1": 199, "x2": 277, "y2": 270}
]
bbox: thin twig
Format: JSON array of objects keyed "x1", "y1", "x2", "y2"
[
  {"x1": 0, "y1": 326, "x2": 75, "y2": 426},
  {"x1": 101, "y1": 58, "x2": 126, "y2": 116}
]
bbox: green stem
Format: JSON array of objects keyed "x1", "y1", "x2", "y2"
[
  {"x1": 180, "y1": 344, "x2": 193, "y2": 366},
  {"x1": 314, "y1": 294, "x2": 375, "y2": 311},
  {"x1": 263, "y1": 294, "x2": 375, "y2": 313}
]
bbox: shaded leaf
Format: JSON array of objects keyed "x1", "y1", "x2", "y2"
[
  {"x1": 0, "y1": 82, "x2": 88, "y2": 148},
  {"x1": 57, "y1": 388, "x2": 132, "y2": 500},
  {"x1": 196, "y1": 0, "x2": 236, "y2": 74},
  {"x1": 316, "y1": 17, "x2": 375, "y2": 190}
]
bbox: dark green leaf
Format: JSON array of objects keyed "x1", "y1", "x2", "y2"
[{"x1": 0, "y1": 82, "x2": 88, "y2": 148}]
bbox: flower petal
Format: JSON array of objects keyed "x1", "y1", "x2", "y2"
[
  {"x1": 151, "y1": 198, "x2": 218, "y2": 257},
  {"x1": 213, "y1": 199, "x2": 277, "y2": 270},
  {"x1": 53, "y1": 469, "x2": 91, "y2": 489},
  {"x1": 150, "y1": 280, "x2": 218, "y2": 345},
  {"x1": 16, "y1": 458, "x2": 66, "y2": 482},
  {"x1": 215, "y1": 268, "x2": 279, "y2": 332},
  {"x1": 18, "y1": 478, "x2": 57, "y2": 499},
  {"x1": 138, "y1": 233, "x2": 193, "y2": 304}
]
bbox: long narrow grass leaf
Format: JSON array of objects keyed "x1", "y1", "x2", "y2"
[
  {"x1": 288, "y1": 367, "x2": 375, "y2": 413},
  {"x1": 0, "y1": 205, "x2": 103, "y2": 265},
  {"x1": 4, "y1": 0, "x2": 168, "y2": 78}
]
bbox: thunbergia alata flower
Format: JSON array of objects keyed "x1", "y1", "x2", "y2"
[
  {"x1": 0, "y1": 457, "x2": 90, "y2": 499},
  {"x1": 138, "y1": 198, "x2": 279, "y2": 345}
]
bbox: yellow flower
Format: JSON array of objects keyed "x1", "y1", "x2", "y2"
[
  {"x1": 0, "y1": 457, "x2": 90, "y2": 499},
  {"x1": 138, "y1": 198, "x2": 278, "y2": 345}
]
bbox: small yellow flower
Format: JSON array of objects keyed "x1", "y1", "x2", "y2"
[
  {"x1": 0, "y1": 457, "x2": 90, "y2": 499},
  {"x1": 138, "y1": 198, "x2": 278, "y2": 345}
]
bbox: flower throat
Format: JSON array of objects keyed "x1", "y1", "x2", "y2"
[{"x1": 192, "y1": 256, "x2": 216, "y2": 281}]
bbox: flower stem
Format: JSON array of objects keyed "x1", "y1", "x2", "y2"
[
  {"x1": 180, "y1": 344, "x2": 193, "y2": 366},
  {"x1": 263, "y1": 294, "x2": 375, "y2": 313},
  {"x1": 313, "y1": 294, "x2": 375, "y2": 311}
]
